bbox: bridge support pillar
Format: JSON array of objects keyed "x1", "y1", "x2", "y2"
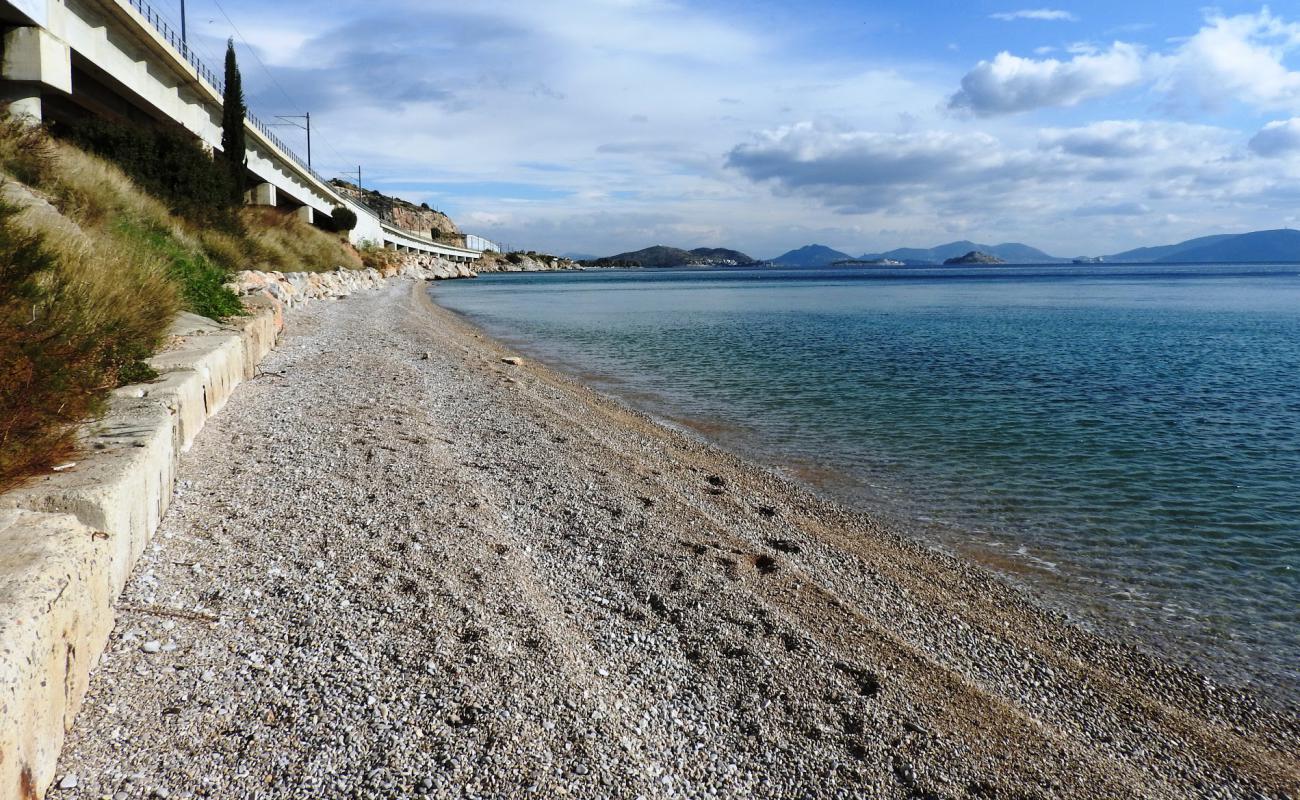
[
  {"x1": 1, "y1": 27, "x2": 73, "y2": 123},
  {"x1": 250, "y1": 182, "x2": 277, "y2": 207},
  {"x1": 294, "y1": 206, "x2": 314, "y2": 224}
]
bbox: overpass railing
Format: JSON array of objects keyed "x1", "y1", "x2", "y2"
[
  {"x1": 117, "y1": 0, "x2": 475, "y2": 254},
  {"x1": 121, "y1": 0, "x2": 331, "y2": 189}
]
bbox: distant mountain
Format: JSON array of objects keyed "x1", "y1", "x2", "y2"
[
  {"x1": 860, "y1": 240, "x2": 1065, "y2": 265},
  {"x1": 1103, "y1": 235, "x2": 1237, "y2": 263},
  {"x1": 561, "y1": 251, "x2": 598, "y2": 261},
  {"x1": 771, "y1": 244, "x2": 853, "y2": 266},
  {"x1": 587, "y1": 245, "x2": 756, "y2": 268},
  {"x1": 1105, "y1": 230, "x2": 1300, "y2": 263}
]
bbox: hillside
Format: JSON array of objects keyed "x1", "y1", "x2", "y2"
[
  {"x1": 861, "y1": 240, "x2": 1064, "y2": 265},
  {"x1": 329, "y1": 179, "x2": 459, "y2": 240},
  {"x1": 0, "y1": 117, "x2": 365, "y2": 487},
  {"x1": 771, "y1": 244, "x2": 852, "y2": 266},
  {"x1": 1106, "y1": 230, "x2": 1300, "y2": 263},
  {"x1": 588, "y1": 245, "x2": 756, "y2": 268},
  {"x1": 1104, "y1": 234, "x2": 1236, "y2": 263}
]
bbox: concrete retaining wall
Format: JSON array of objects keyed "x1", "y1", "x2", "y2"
[
  {"x1": 0, "y1": 304, "x2": 278, "y2": 799},
  {"x1": 0, "y1": 267, "x2": 420, "y2": 798}
]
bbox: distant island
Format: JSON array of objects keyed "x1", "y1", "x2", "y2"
[
  {"x1": 584, "y1": 245, "x2": 757, "y2": 268},
  {"x1": 943, "y1": 251, "x2": 1006, "y2": 265},
  {"x1": 764, "y1": 229, "x2": 1300, "y2": 267},
  {"x1": 770, "y1": 244, "x2": 852, "y2": 266},
  {"x1": 771, "y1": 240, "x2": 1062, "y2": 266},
  {"x1": 585, "y1": 229, "x2": 1300, "y2": 271},
  {"x1": 1104, "y1": 229, "x2": 1300, "y2": 263}
]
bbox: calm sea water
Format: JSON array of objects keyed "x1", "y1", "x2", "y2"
[{"x1": 433, "y1": 264, "x2": 1300, "y2": 702}]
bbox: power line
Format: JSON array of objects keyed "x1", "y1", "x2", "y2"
[{"x1": 185, "y1": 0, "x2": 354, "y2": 180}]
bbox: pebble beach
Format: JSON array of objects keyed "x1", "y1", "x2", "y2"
[{"x1": 51, "y1": 280, "x2": 1299, "y2": 799}]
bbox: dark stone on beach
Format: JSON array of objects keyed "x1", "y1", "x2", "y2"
[{"x1": 766, "y1": 538, "x2": 801, "y2": 554}]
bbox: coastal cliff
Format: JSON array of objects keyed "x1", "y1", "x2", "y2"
[
  {"x1": 475, "y1": 250, "x2": 581, "y2": 272},
  {"x1": 329, "y1": 179, "x2": 460, "y2": 241}
]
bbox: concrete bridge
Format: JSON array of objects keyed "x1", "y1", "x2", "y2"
[{"x1": 0, "y1": 0, "x2": 487, "y2": 262}]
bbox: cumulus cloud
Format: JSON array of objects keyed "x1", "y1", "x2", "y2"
[
  {"x1": 724, "y1": 117, "x2": 1300, "y2": 241},
  {"x1": 1150, "y1": 9, "x2": 1300, "y2": 112},
  {"x1": 725, "y1": 123, "x2": 1031, "y2": 211},
  {"x1": 1039, "y1": 120, "x2": 1234, "y2": 159},
  {"x1": 952, "y1": 9, "x2": 1300, "y2": 115},
  {"x1": 990, "y1": 9, "x2": 1079, "y2": 22},
  {"x1": 1249, "y1": 118, "x2": 1300, "y2": 156},
  {"x1": 948, "y1": 44, "x2": 1144, "y2": 115}
]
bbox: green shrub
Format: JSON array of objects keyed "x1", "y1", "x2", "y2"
[
  {"x1": 114, "y1": 219, "x2": 244, "y2": 319},
  {"x1": 331, "y1": 205, "x2": 358, "y2": 231}
]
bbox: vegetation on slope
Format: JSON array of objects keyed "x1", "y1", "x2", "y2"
[
  {"x1": 0, "y1": 114, "x2": 361, "y2": 488},
  {"x1": 0, "y1": 120, "x2": 180, "y2": 486}
]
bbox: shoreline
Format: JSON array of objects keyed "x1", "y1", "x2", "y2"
[
  {"x1": 433, "y1": 282, "x2": 1294, "y2": 707},
  {"x1": 52, "y1": 280, "x2": 1298, "y2": 798}
]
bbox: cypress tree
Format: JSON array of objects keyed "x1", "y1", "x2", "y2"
[{"x1": 220, "y1": 39, "x2": 247, "y2": 203}]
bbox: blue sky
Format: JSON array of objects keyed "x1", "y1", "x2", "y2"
[{"x1": 161, "y1": 1, "x2": 1300, "y2": 258}]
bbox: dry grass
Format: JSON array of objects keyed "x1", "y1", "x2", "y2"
[
  {"x1": 0, "y1": 118, "x2": 194, "y2": 486},
  {"x1": 235, "y1": 207, "x2": 361, "y2": 273},
  {"x1": 0, "y1": 198, "x2": 178, "y2": 488},
  {"x1": 357, "y1": 240, "x2": 402, "y2": 271},
  {"x1": 0, "y1": 116, "x2": 370, "y2": 487}
]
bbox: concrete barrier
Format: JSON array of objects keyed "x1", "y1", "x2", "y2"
[
  {"x1": 0, "y1": 510, "x2": 114, "y2": 800},
  {"x1": 0, "y1": 301, "x2": 281, "y2": 799}
]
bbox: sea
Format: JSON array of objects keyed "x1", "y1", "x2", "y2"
[{"x1": 433, "y1": 264, "x2": 1300, "y2": 704}]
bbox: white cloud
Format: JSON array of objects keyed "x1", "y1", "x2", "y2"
[
  {"x1": 952, "y1": 9, "x2": 1300, "y2": 116},
  {"x1": 990, "y1": 9, "x2": 1079, "y2": 22},
  {"x1": 725, "y1": 117, "x2": 1300, "y2": 252},
  {"x1": 948, "y1": 43, "x2": 1145, "y2": 115},
  {"x1": 1039, "y1": 120, "x2": 1234, "y2": 159},
  {"x1": 1249, "y1": 118, "x2": 1300, "y2": 156},
  {"x1": 1150, "y1": 9, "x2": 1300, "y2": 112}
]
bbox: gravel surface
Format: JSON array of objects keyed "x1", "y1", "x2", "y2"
[{"x1": 53, "y1": 281, "x2": 1299, "y2": 799}]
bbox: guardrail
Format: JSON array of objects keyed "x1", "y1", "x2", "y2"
[
  {"x1": 118, "y1": 0, "x2": 478, "y2": 258},
  {"x1": 121, "y1": 0, "x2": 331, "y2": 189}
]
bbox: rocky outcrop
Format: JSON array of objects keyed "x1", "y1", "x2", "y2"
[
  {"x1": 474, "y1": 251, "x2": 580, "y2": 272},
  {"x1": 943, "y1": 250, "x2": 1007, "y2": 265},
  {"x1": 329, "y1": 180, "x2": 460, "y2": 241}
]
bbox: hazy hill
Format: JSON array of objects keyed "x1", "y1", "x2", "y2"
[
  {"x1": 1106, "y1": 230, "x2": 1300, "y2": 263},
  {"x1": 771, "y1": 244, "x2": 853, "y2": 266},
  {"x1": 860, "y1": 240, "x2": 1064, "y2": 264},
  {"x1": 588, "y1": 245, "x2": 756, "y2": 267}
]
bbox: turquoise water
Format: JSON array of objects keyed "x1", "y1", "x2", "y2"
[{"x1": 433, "y1": 265, "x2": 1300, "y2": 701}]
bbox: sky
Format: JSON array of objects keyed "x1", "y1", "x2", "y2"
[{"x1": 159, "y1": 0, "x2": 1300, "y2": 258}]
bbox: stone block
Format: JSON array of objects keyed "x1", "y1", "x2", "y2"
[
  {"x1": 0, "y1": 397, "x2": 177, "y2": 596},
  {"x1": 0, "y1": 509, "x2": 114, "y2": 800}
]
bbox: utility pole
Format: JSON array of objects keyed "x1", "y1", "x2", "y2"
[
  {"x1": 269, "y1": 113, "x2": 309, "y2": 170},
  {"x1": 180, "y1": 0, "x2": 187, "y2": 54},
  {"x1": 272, "y1": 113, "x2": 312, "y2": 170}
]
